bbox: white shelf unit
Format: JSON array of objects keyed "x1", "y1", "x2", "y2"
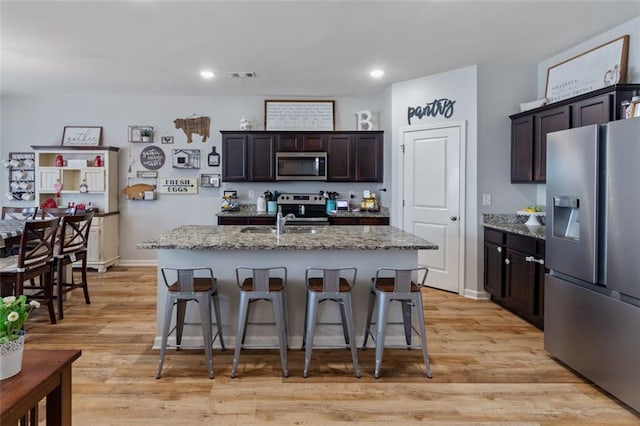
[{"x1": 32, "y1": 145, "x2": 120, "y2": 273}]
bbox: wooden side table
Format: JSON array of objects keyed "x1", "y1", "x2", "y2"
[{"x1": 0, "y1": 349, "x2": 81, "y2": 426}]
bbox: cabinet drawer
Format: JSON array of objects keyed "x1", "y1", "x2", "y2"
[
  {"x1": 484, "y1": 228, "x2": 505, "y2": 245},
  {"x1": 217, "y1": 217, "x2": 247, "y2": 225},
  {"x1": 506, "y1": 233, "x2": 537, "y2": 255},
  {"x1": 247, "y1": 217, "x2": 275, "y2": 225}
]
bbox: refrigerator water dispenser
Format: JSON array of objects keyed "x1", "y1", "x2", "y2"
[{"x1": 552, "y1": 195, "x2": 580, "y2": 240}]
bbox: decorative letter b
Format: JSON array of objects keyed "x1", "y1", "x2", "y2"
[{"x1": 356, "y1": 110, "x2": 373, "y2": 130}]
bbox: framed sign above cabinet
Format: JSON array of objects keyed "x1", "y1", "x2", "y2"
[
  {"x1": 265, "y1": 100, "x2": 335, "y2": 131},
  {"x1": 61, "y1": 126, "x2": 102, "y2": 146},
  {"x1": 545, "y1": 35, "x2": 629, "y2": 103}
]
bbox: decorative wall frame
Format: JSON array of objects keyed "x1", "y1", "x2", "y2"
[
  {"x1": 61, "y1": 126, "x2": 102, "y2": 146},
  {"x1": 161, "y1": 136, "x2": 174, "y2": 144},
  {"x1": 173, "y1": 116, "x2": 210, "y2": 143},
  {"x1": 265, "y1": 100, "x2": 335, "y2": 131},
  {"x1": 140, "y1": 145, "x2": 166, "y2": 170},
  {"x1": 129, "y1": 125, "x2": 154, "y2": 143},
  {"x1": 172, "y1": 149, "x2": 201, "y2": 169},
  {"x1": 545, "y1": 35, "x2": 629, "y2": 104}
]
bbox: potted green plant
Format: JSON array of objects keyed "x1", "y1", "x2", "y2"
[
  {"x1": 140, "y1": 128, "x2": 153, "y2": 143},
  {"x1": 0, "y1": 295, "x2": 39, "y2": 379}
]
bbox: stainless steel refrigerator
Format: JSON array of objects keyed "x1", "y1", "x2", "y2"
[{"x1": 545, "y1": 117, "x2": 640, "y2": 412}]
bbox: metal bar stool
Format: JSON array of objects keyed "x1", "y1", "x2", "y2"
[
  {"x1": 156, "y1": 267, "x2": 225, "y2": 379},
  {"x1": 302, "y1": 266, "x2": 360, "y2": 378},
  {"x1": 231, "y1": 266, "x2": 288, "y2": 378},
  {"x1": 362, "y1": 267, "x2": 432, "y2": 379}
]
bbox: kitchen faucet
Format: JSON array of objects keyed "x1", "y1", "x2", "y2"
[{"x1": 276, "y1": 206, "x2": 296, "y2": 235}]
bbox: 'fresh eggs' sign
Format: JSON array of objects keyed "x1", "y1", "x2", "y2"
[{"x1": 159, "y1": 177, "x2": 198, "y2": 194}]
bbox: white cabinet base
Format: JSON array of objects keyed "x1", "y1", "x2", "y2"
[{"x1": 85, "y1": 214, "x2": 119, "y2": 273}]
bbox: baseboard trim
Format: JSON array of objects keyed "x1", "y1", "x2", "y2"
[
  {"x1": 464, "y1": 288, "x2": 491, "y2": 300},
  {"x1": 118, "y1": 259, "x2": 157, "y2": 267}
]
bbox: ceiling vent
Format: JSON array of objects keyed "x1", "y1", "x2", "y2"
[{"x1": 229, "y1": 72, "x2": 256, "y2": 78}]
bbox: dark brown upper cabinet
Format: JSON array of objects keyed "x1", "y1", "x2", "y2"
[
  {"x1": 510, "y1": 84, "x2": 640, "y2": 184},
  {"x1": 276, "y1": 133, "x2": 327, "y2": 152},
  {"x1": 221, "y1": 133, "x2": 275, "y2": 181},
  {"x1": 221, "y1": 131, "x2": 383, "y2": 183},
  {"x1": 326, "y1": 132, "x2": 384, "y2": 182}
]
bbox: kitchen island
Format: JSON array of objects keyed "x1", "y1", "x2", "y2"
[{"x1": 138, "y1": 225, "x2": 437, "y2": 348}]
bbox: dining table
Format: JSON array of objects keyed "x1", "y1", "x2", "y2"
[{"x1": 0, "y1": 218, "x2": 26, "y2": 256}]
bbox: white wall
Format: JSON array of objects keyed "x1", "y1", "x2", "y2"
[
  {"x1": 0, "y1": 94, "x2": 385, "y2": 263},
  {"x1": 390, "y1": 65, "x2": 480, "y2": 296},
  {"x1": 476, "y1": 63, "x2": 538, "y2": 296}
]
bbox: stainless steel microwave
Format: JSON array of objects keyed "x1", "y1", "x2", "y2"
[{"x1": 275, "y1": 152, "x2": 327, "y2": 181}]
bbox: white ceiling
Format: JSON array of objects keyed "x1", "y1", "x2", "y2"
[{"x1": 1, "y1": 0, "x2": 639, "y2": 97}]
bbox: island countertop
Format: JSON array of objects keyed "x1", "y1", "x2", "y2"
[{"x1": 138, "y1": 225, "x2": 437, "y2": 251}]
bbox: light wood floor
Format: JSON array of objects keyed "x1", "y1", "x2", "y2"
[{"x1": 23, "y1": 266, "x2": 639, "y2": 425}]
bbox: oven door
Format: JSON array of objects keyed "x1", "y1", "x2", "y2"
[{"x1": 276, "y1": 152, "x2": 327, "y2": 181}]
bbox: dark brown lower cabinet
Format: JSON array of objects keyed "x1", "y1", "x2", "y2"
[
  {"x1": 219, "y1": 216, "x2": 389, "y2": 226},
  {"x1": 328, "y1": 217, "x2": 389, "y2": 225},
  {"x1": 217, "y1": 217, "x2": 276, "y2": 226},
  {"x1": 484, "y1": 228, "x2": 545, "y2": 329}
]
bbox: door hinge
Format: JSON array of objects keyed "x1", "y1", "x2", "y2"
[
  {"x1": 401, "y1": 144, "x2": 405, "y2": 154},
  {"x1": 402, "y1": 199, "x2": 405, "y2": 207}
]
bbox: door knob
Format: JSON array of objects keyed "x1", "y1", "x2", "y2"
[{"x1": 450, "y1": 216, "x2": 458, "y2": 221}]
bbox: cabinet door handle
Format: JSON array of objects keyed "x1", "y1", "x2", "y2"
[
  {"x1": 504, "y1": 259, "x2": 510, "y2": 265},
  {"x1": 525, "y1": 256, "x2": 545, "y2": 265},
  {"x1": 450, "y1": 216, "x2": 458, "y2": 221},
  {"x1": 497, "y1": 246, "x2": 502, "y2": 253}
]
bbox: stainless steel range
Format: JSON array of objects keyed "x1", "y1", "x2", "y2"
[{"x1": 276, "y1": 193, "x2": 328, "y2": 224}]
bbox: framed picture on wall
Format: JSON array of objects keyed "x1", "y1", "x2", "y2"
[
  {"x1": 545, "y1": 35, "x2": 629, "y2": 104},
  {"x1": 265, "y1": 100, "x2": 335, "y2": 131},
  {"x1": 61, "y1": 126, "x2": 102, "y2": 146}
]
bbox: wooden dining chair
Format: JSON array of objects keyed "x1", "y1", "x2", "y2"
[
  {"x1": 1, "y1": 206, "x2": 38, "y2": 220},
  {"x1": 40, "y1": 207, "x2": 76, "y2": 219},
  {"x1": 53, "y1": 210, "x2": 95, "y2": 320},
  {"x1": 0, "y1": 218, "x2": 60, "y2": 324}
]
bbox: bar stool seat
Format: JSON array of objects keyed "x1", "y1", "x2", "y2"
[
  {"x1": 231, "y1": 266, "x2": 288, "y2": 378},
  {"x1": 156, "y1": 267, "x2": 225, "y2": 379},
  {"x1": 362, "y1": 267, "x2": 432, "y2": 379},
  {"x1": 302, "y1": 267, "x2": 360, "y2": 378}
]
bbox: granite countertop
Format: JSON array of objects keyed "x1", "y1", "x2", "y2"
[
  {"x1": 138, "y1": 224, "x2": 436, "y2": 251},
  {"x1": 482, "y1": 213, "x2": 546, "y2": 240},
  {"x1": 216, "y1": 204, "x2": 390, "y2": 219},
  {"x1": 329, "y1": 207, "x2": 389, "y2": 218}
]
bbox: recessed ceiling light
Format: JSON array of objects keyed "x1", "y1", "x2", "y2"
[
  {"x1": 370, "y1": 69, "x2": 385, "y2": 79},
  {"x1": 200, "y1": 70, "x2": 215, "y2": 79}
]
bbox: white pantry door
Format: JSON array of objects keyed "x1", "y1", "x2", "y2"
[{"x1": 402, "y1": 122, "x2": 465, "y2": 294}]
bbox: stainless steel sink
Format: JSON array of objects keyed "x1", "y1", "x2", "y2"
[
  {"x1": 282, "y1": 226, "x2": 319, "y2": 234},
  {"x1": 239, "y1": 226, "x2": 318, "y2": 235}
]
